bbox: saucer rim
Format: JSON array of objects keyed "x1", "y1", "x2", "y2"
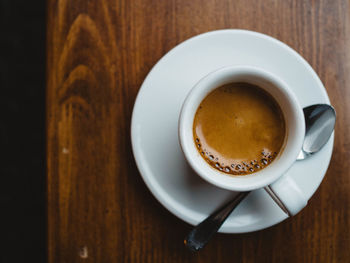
[{"x1": 131, "y1": 29, "x2": 333, "y2": 233}]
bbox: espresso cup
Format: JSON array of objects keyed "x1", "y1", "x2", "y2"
[{"x1": 179, "y1": 66, "x2": 307, "y2": 216}]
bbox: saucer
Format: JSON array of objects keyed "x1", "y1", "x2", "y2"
[{"x1": 131, "y1": 30, "x2": 333, "y2": 233}]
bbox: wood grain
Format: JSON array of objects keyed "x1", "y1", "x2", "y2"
[{"x1": 47, "y1": 0, "x2": 350, "y2": 262}]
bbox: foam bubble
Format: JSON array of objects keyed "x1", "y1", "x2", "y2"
[{"x1": 194, "y1": 139, "x2": 278, "y2": 175}]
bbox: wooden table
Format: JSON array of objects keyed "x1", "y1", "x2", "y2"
[{"x1": 47, "y1": 0, "x2": 350, "y2": 262}]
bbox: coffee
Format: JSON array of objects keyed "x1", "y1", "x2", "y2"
[{"x1": 193, "y1": 82, "x2": 285, "y2": 175}]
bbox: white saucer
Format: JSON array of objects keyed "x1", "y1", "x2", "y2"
[{"x1": 131, "y1": 30, "x2": 333, "y2": 233}]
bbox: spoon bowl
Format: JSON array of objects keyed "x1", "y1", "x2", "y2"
[{"x1": 298, "y1": 104, "x2": 336, "y2": 160}]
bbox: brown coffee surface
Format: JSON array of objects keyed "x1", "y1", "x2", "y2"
[{"x1": 193, "y1": 82, "x2": 286, "y2": 175}]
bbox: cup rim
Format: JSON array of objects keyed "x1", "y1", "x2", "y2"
[{"x1": 178, "y1": 65, "x2": 305, "y2": 191}]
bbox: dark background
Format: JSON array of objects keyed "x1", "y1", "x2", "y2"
[{"x1": 0, "y1": 0, "x2": 45, "y2": 262}]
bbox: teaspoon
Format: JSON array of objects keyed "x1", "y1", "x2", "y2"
[{"x1": 184, "y1": 104, "x2": 336, "y2": 251}]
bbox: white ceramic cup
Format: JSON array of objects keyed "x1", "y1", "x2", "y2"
[{"x1": 179, "y1": 66, "x2": 307, "y2": 216}]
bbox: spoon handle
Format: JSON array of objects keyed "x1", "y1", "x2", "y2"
[{"x1": 184, "y1": 191, "x2": 250, "y2": 251}]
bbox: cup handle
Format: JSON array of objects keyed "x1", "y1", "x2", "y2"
[{"x1": 264, "y1": 174, "x2": 307, "y2": 216}]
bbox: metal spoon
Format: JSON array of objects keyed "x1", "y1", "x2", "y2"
[{"x1": 184, "y1": 104, "x2": 336, "y2": 251}]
